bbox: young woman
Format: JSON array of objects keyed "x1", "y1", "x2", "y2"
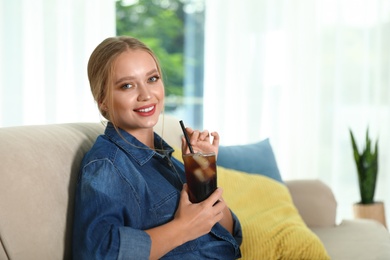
[{"x1": 72, "y1": 36, "x2": 242, "y2": 259}]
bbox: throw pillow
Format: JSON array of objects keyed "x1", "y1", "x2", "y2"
[
  {"x1": 217, "y1": 138, "x2": 283, "y2": 183},
  {"x1": 218, "y1": 167, "x2": 330, "y2": 260}
]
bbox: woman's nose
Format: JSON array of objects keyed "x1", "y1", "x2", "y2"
[{"x1": 137, "y1": 84, "x2": 151, "y2": 101}]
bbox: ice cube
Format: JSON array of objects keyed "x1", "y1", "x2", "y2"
[
  {"x1": 194, "y1": 168, "x2": 206, "y2": 182},
  {"x1": 193, "y1": 154, "x2": 210, "y2": 169}
]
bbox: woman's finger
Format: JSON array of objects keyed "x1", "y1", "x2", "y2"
[
  {"x1": 211, "y1": 132, "x2": 220, "y2": 147},
  {"x1": 190, "y1": 130, "x2": 200, "y2": 145},
  {"x1": 199, "y1": 130, "x2": 210, "y2": 141},
  {"x1": 202, "y1": 187, "x2": 223, "y2": 208}
]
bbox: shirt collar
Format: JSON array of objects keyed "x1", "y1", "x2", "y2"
[{"x1": 104, "y1": 122, "x2": 175, "y2": 166}]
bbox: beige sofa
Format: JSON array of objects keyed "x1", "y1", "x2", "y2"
[{"x1": 1, "y1": 115, "x2": 390, "y2": 260}]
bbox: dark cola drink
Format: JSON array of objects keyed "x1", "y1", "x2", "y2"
[{"x1": 183, "y1": 152, "x2": 217, "y2": 203}]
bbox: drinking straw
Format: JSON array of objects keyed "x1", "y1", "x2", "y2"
[{"x1": 179, "y1": 120, "x2": 195, "y2": 154}]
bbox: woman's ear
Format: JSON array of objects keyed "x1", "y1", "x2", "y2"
[{"x1": 99, "y1": 102, "x2": 108, "y2": 111}]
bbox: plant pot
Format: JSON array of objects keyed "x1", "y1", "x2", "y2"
[{"x1": 353, "y1": 201, "x2": 387, "y2": 228}]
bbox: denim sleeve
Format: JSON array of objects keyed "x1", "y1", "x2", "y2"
[
  {"x1": 231, "y1": 210, "x2": 243, "y2": 246},
  {"x1": 118, "y1": 228, "x2": 151, "y2": 260},
  {"x1": 73, "y1": 159, "x2": 151, "y2": 260}
]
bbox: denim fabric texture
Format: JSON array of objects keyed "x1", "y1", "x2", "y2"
[{"x1": 72, "y1": 122, "x2": 242, "y2": 260}]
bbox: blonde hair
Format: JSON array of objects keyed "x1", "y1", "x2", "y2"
[{"x1": 87, "y1": 36, "x2": 163, "y2": 124}]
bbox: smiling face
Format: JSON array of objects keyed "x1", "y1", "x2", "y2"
[{"x1": 108, "y1": 49, "x2": 165, "y2": 136}]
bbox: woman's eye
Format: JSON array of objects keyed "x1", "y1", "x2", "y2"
[
  {"x1": 121, "y1": 83, "x2": 133, "y2": 89},
  {"x1": 149, "y1": 75, "x2": 160, "y2": 82}
]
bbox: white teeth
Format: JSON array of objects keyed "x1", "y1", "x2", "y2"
[{"x1": 137, "y1": 106, "x2": 154, "y2": 112}]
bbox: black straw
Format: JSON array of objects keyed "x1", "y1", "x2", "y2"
[{"x1": 179, "y1": 120, "x2": 194, "y2": 154}]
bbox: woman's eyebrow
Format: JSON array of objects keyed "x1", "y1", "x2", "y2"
[
  {"x1": 115, "y1": 76, "x2": 132, "y2": 85},
  {"x1": 115, "y1": 69, "x2": 159, "y2": 85},
  {"x1": 145, "y1": 68, "x2": 159, "y2": 76}
]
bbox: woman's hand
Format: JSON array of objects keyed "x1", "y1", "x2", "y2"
[
  {"x1": 145, "y1": 185, "x2": 233, "y2": 260},
  {"x1": 181, "y1": 127, "x2": 220, "y2": 156},
  {"x1": 173, "y1": 184, "x2": 226, "y2": 242}
]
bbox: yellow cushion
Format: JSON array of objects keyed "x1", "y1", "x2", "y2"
[
  {"x1": 218, "y1": 167, "x2": 330, "y2": 259},
  {"x1": 172, "y1": 149, "x2": 330, "y2": 259}
]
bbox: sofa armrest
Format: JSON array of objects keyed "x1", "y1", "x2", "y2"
[{"x1": 285, "y1": 179, "x2": 337, "y2": 228}]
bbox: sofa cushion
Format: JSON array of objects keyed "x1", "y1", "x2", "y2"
[
  {"x1": 312, "y1": 219, "x2": 390, "y2": 260},
  {"x1": 0, "y1": 123, "x2": 104, "y2": 260},
  {"x1": 217, "y1": 138, "x2": 283, "y2": 183},
  {"x1": 217, "y1": 167, "x2": 330, "y2": 259}
]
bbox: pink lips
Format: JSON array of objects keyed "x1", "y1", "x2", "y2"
[{"x1": 134, "y1": 104, "x2": 156, "y2": 117}]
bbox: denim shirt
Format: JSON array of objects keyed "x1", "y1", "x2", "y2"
[{"x1": 72, "y1": 123, "x2": 242, "y2": 260}]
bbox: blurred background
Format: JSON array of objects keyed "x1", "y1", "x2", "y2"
[{"x1": 1, "y1": 0, "x2": 389, "y2": 224}]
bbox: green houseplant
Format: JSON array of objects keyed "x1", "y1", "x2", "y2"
[
  {"x1": 349, "y1": 128, "x2": 386, "y2": 227},
  {"x1": 349, "y1": 128, "x2": 378, "y2": 204}
]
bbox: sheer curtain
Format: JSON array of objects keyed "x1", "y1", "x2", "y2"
[
  {"x1": 0, "y1": 0, "x2": 116, "y2": 127},
  {"x1": 204, "y1": 0, "x2": 390, "y2": 223}
]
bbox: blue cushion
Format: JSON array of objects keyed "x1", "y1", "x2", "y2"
[{"x1": 217, "y1": 138, "x2": 283, "y2": 183}]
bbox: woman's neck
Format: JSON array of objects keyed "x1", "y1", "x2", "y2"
[{"x1": 129, "y1": 128, "x2": 155, "y2": 149}]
